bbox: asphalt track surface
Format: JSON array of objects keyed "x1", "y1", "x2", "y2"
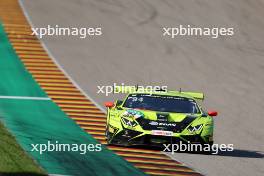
[{"x1": 21, "y1": 0, "x2": 264, "y2": 175}]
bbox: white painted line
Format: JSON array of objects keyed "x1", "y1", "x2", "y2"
[
  {"x1": 49, "y1": 174, "x2": 71, "y2": 176},
  {"x1": 19, "y1": 0, "x2": 106, "y2": 114},
  {"x1": 0, "y1": 95, "x2": 51, "y2": 100}
]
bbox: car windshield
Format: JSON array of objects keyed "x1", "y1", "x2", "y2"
[{"x1": 123, "y1": 94, "x2": 200, "y2": 113}]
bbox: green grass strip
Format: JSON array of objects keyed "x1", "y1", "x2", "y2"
[{"x1": 0, "y1": 122, "x2": 47, "y2": 176}]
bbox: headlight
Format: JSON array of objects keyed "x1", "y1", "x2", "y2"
[
  {"x1": 122, "y1": 109, "x2": 144, "y2": 119},
  {"x1": 121, "y1": 110, "x2": 143, "y2": 127},
  {"x1": 121, "y1": 118, "x2": 137, "y2": 127},
  {"x1": 188, "y1": 124, "x2": 203, "y2": 133}
]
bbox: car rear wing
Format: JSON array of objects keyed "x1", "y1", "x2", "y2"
[
  {"x1": 114, "y1": 85, "x2": 157, "y2": 94},
  {"x1": 114, "y1": 86, "x2": 204, "y2": 100},
  {"x1": 169, "y1": 91, "x2": 205, "y2": 100}
]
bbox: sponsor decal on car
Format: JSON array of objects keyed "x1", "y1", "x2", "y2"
[
  {"x1": 149, "y1": 121, "x2": 177, "y2": 127},
  {"x1": 151, "y1": 130, "x2": 173, "y2": 136}
]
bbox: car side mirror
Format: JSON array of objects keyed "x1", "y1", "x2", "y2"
[
  {"x1": 208, "y1": 110, "x2": 218, "y2": 117},
  {"x1": 104, "y1": 102, "x2": 114, "y2": 108}
]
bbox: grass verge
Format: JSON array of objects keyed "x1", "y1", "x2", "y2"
[{"x1": 0, "y1": 122, "x2": 47, "y2": 176}]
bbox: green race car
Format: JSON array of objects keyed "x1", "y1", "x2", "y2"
[{"x1": 104, "y1": 87, "x2": 217, "y2": 148}]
